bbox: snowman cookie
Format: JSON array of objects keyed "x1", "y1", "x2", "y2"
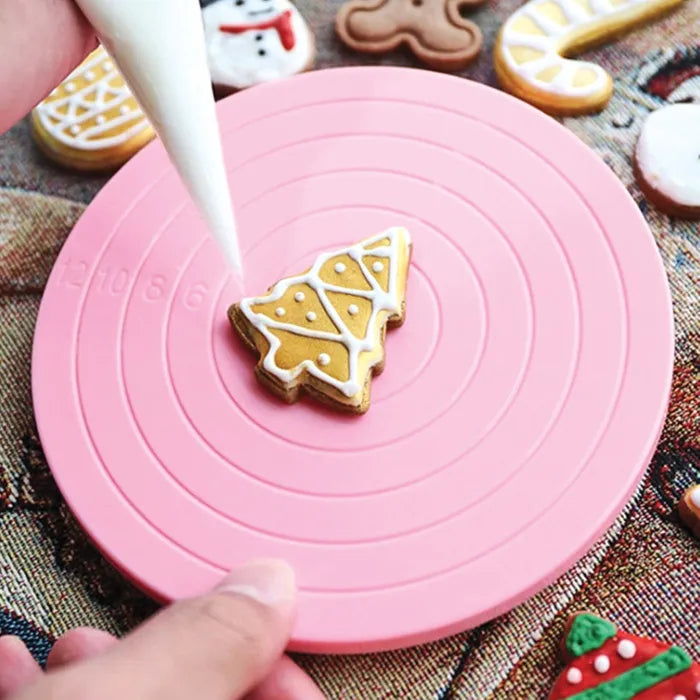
[
  {"x1": 229, "y1": 227, "x2": 412, "y2": 413},
  {"x1": 679, "y1": 484, "x2": 700, "y2": 539},
  {"x1": 202, "y1": 0, "x2": 315, "y2": 93},
  {"x1": 634, "y1": 103, "x2": 700, "y2": 219}
]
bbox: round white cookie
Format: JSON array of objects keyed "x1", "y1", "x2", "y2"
[
  {"x1": 635, "y1": 103, "x2": 700, "y2": 219},
  {"x1": 202, "y1": 0, "x2": 315, "y2": 92}
]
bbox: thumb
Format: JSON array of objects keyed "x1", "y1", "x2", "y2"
[{"x1": 30, "y1": 560, "x2": 297, "y2": 700}]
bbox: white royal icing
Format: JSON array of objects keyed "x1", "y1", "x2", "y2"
[
  {"x1": 593, "y1": 655, "x2": 610, "y2": 673},
  {"x1": 202, "y1": 0, "x2": 314, "y2": 90},
  {"x1": 238, "y1": 227, "x2": 410, "y2": 398},
  {"x1": 275, "y1": 307, "x2": 286, "y2": 317},
  {"x1": 348, "y1": 304, "x2": 359, "y2": 316},
  {"x1": 372, "y1": 261, "x2": 384, "y2": 272},
  {"x1": 317, "y1": 353, "x2": 331, "y2": 366},
  {"x1": 636, "y1": 104, "x2": 700, "y2": 209},
  {"x1": 616, "y1": 639, "x2": 636, "y2": 659},
  {"x1": 566, "y1": 667, "x2": 583, "y2": 684},
  {"x1": 34, "y1": 46, "x2": 150, "y2": 151},
  {"x1": 672, "y1": 695, "x2": 687, "y2": 700},
  {"x1": 306, "y1": 311, "x2": 317, "y2": 322},
  {"x1": 334, "y1": 262, "x2": 346, "y2": 273},
  {"x1": 294, "y1": 291, "x2": 305, "y2": 302},
  {"x1": 499, "y1": 0, "x2": 674, "y2": 99}
]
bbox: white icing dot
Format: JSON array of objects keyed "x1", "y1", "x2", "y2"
[
  {"x1": 306, "y1": 311, "x2": 317, "y2": 322},
  {"x1": 84, "y1": 70, "x2": 96, "y2": 80},
  {"x1": 50, "y1": 89, "x2": 57, "y2": 97},
  {"x1": 372, "y1": 261, "x2": 384, "y2": 273},
  {"x1": 96, "y1": 115, "x2": 106, "y2": 125},
  {"x1": 593, "y1": 655, "x2": 610, "y2": 674},
  {"x1": 334, "y1": 262, "x2": 346, "y2": 274},
  {"x1": 348, "y1": 304, "x2": 359, "y2": 316},
  {"x1": 120, "y1": 105, "x2": 131, "y2": 115},
  {"x1": 65, "y1": 82, "x2": 76, "y2": 93},
  {"x1": 294, "y1": 292, "x2": 305, "y2": 302},
  {"x1": 696, "y1": 681, "x2": 700, "y2": 693},
  {"x1": 275, "y1": 307, "x2": 285, "y2": 317},
  {"x1": 566, "y1": 668, "x2": 582, "y2": 684},
  {"x1": 690, "y1": 485, "x2": 700, "y2": 508},
  {"x1": 103, "y1": 60, "x2": 113, "y2": 71},
  {"x1": 672, "y1": 695, "x2": 686, "y2": 700},
  {"x1": 616, "y1": 639, "x2": 636, "y2": 659},
  {"x1": 317, "y1": 353, "x2": 331, "y2": 366},
  {"x1": 69, "y1": 124, "x2": 81, "y2": 135}
]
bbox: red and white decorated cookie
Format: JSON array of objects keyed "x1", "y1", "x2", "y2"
[{"x1": 550, "y1": 613, "x2": 700, "y2": 699}]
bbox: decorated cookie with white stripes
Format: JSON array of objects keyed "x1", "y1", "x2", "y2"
[
  {"x1": 494, "y1": 0, "x2": 687, "y2": 115},
  {"x1": 31, "y1": 45, "x2": 154, "y2": 171},
  {"x1": 229, "y1": 227, "x2": 412, "y2": 413}
]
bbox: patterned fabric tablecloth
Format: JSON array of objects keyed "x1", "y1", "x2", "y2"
[{"x1": 0, "y1": 1, "x2": 698, "y2": 697}]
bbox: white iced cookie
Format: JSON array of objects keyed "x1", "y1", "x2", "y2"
[
  {"x1": 493, "y1": 0, "x2": 686, "y2": 115},
  {"x1": 202, "y1": 0, "x2": 315, "y2": 92},
  {"x1": 31, "y1": 45, "x2": 154, "y2": 171},
  {"x1": 635, "y1": 103, "x2": 700, "y2": 219}
]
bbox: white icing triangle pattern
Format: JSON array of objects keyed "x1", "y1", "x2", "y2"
[
  {"x1": 238, "y1": 227, "x2": 410, "y2": 398},
  {"x1": 34, "y1": 47, "x2": 150, "y2": 150}
]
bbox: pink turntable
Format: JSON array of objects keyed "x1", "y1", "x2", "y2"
[{"x1": 32, "y1": 67, "x2": 673, "y2": 653}]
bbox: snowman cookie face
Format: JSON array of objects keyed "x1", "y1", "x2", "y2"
[{"x1": 203, "y1": 0, "x2": 315, "y2": 91}]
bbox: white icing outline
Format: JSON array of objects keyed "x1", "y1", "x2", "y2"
[
  {"x1": 34, "y1": 46, "x2": 150, "y2": 150},
  {"x1": 499, "y1": 0, "x2": 671, "y2": 98},
  {"x1": 238, "y1": 227, "x2": 410, "y2": 398}
]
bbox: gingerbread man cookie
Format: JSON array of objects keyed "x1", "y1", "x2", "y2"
[
  {"x1": 336, "y1": 0, "x2": 486, "y2": 71},
  {"x1": 494, "y1": 0, "x2": 687, "y2": 115},
  {"x1": 634, "y1": 103, "x2": 700, "y2": 219},
  {"x1": 550, "y1": 613, "x2": 700, "y2": 699},
  {"x1": 202, "y1": 0, "x2": 315, "y2": 93},
  {"x1": 229, "y1": 227, "x2": 412, "y2": 413}
]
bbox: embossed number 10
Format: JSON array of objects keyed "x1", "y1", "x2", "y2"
[{"x1": 95, "y1": 267, "x2": 129, "y2": 295}]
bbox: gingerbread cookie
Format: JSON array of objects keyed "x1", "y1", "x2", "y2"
[
  {"x1": 229, "y1": 227, "x2": 412, "y2": 413},
  {"x1": 494, "y1": 0, "x2": 687, "y2": 115},
  {"x1": 634, "y1": 103, "x2": 700, "y2": 219},
  {"x1": 336, "y1": 0, "x2": 486, "y2": 71},
  {"x1": 679, "y1": 484, "x2": 700, "y2": 539},
  {"x1": 550, "y1": 613, "x2": 700, "y2": 699},
  {"x1": 31, "y1": 46, "x2": 154, "y2": 172},
  {"x1": 202, "y1": 0, "x2": 315, "y2": 93}
]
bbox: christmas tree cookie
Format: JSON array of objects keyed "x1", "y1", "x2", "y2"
[
  {"x1": 550, "y1": 613, "x2": 699, "y2": 699},
  {"x1": 229, "y1": 227, "x2": 412, "y2": 413}
]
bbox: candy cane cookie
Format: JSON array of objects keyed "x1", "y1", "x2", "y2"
[{"x1": 494, "y1": 0, "x2": 687, "y2": 115}]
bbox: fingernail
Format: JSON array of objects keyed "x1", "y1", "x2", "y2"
[{"x1": 216, "y1": 559, "x2": 296, "y2": 608}]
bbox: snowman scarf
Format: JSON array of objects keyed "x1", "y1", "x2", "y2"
[{"x1": 218, "y1": 9, "x2": 296, "y2": 50}]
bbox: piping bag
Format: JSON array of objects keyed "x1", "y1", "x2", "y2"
[{"x1": 74, "y1": 0, "x2": 244, "y2": 278}]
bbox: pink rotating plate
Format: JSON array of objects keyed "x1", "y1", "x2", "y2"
[{"x1": 32, "y1": 67, "x2": 673, "y2": 653}]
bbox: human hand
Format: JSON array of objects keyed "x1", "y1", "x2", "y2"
[
  {"x1": 0, "y1": 0, "x2": 97, "y2": 133},
  {"x1": 0, "y1": 560, "x2": 325, "y2": 700}
]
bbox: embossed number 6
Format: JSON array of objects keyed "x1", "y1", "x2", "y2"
[{"x1": 184, "y1": 283, "x2": 208, "y2": 310}]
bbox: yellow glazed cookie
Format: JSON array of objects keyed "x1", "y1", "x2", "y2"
[
  {"x1": 31, "y1": 45, "x2": 154, "y2": 171},
  {"x1": 494, "y1": 0, "x2": 686, "y2": 115},
  {"x1": 229, "y1": 227, "x2": 412, "y2": 413}
]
